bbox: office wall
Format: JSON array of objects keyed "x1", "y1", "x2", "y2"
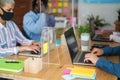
[{"x1": 78, "y1": 3, "x2": 120, "y2": 30}]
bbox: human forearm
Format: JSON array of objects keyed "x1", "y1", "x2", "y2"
[
  {"x1": 0, "y1": 47, "x2": 19, "y2": 57},
  {"x1": 96, "y1": 59, "x2": 120, "y2": 78},
  {"x1": 103, "y1": 46, "x2": 120, "y2": 56}
]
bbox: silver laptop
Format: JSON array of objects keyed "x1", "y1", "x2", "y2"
[
  {"x1": 19, "y1": 50, "x2": 42, "y2": 57},
  {"x1": 64, "y1": 27, "x2": 93, "y2": 66},
  {"x1": 19, "y1": 46, "x2": 48, "y2": 57}
]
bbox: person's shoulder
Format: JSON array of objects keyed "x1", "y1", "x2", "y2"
[
  {"x1": 24, "y1": 10, "x2": 35, "y2": 17},
  {"x1": 6, "y1": 21, "x2": 18, "y2": 29},
  {"x1": 7, "y1": 20, "x2": 15, "y2": 24}
]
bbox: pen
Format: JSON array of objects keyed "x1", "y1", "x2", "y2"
[{"x1": 5, "y1": 60, "x2": 20, "y2": 63}]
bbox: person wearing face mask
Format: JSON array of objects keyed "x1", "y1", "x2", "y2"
[
  {"x1": 0, "y1": 0, "x2": 40, "y2": 58},
  {"x1": 23, "y1": 0, "x2": 55, "y2": 42}
]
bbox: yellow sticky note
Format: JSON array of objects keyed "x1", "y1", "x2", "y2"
[
  {"x1": 52, "y1": 8, "x2": 57, "y2": 13},
  {"x1": 48, "y1": 2, "x2": 52, "y2": 7},
  {"x1": 70, "y1": 66, "x2": 95, "y2": 77},
  {"x1": 58, "y1": 2, "x2": 63, "y2": 7},
  {"x1": 43, "y1": 42, "x2": 48, "y2": 54},
  {"x1": 63, "y1": 2, "x2": 68, "y2": 7}
]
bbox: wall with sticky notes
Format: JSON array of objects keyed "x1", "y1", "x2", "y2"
[{"x1": 48, "y1": 0, "x2": 78, "y2": 18}]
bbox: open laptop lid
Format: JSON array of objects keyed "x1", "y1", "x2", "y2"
[
  {"x1": 89, "y1": 19, "x2": 95, "y2": 38},
  {"x1": 64, "y1": 27, "x2": 79, "y2": 62}
]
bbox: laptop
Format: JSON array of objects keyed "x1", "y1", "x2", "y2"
[
  {"x1": 19, "y1": 43, "x2": 49, "y2": 57},
  {"x1": 19, "y1": 50, "x2": 42, "y2": 57},
  {"x1": 64, "y1": 27, "x2": 93, "y2": 66},
  {"x1": 89, "y1": 20, "x2": 112, "y2": 42}
]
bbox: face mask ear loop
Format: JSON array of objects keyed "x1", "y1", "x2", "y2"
[{"x1": 0, "y1": 7, "x2": 4, "y2": 15}]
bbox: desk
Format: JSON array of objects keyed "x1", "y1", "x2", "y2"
[{"x1": 0, "y1": 41, "x2": 119, "y2": 80}]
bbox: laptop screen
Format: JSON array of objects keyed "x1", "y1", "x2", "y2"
[
  {"x1": 64, "y1": 27, "x2": 79, "y2": 61},
  {"x1": 89, "y1": 20, "x2": 95, "y2": 38}
]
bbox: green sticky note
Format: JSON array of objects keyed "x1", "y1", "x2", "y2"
[
  {"x1": 58, "y1": 2, "x2": 63, "y2": 7},
  {"x1": 52, "y1": 8, "x2": 57, "y2": 13}
]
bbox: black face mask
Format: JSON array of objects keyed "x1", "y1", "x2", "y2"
[{"x1": 0, "y1": 8, "x2": 14, "y2": 20}]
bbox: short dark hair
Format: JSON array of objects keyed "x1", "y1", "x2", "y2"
[
  {"x1": 32, "y1": 0, "x2": 37, "y2": 9},
  {"x1": 32, "y1": 0, "x2": 48, "y2": 9},
  {"x1": 41, "y1": 0, "x2": 48, "y2": 8}
]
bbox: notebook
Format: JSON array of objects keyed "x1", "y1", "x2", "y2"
[
  {"x1": 70, "y1": 66, "x2": 95, "y2": 77},
  {"x1": 89, "y1": 20, "x2": 112, "y2": 42},
  {"x1": 64, "y1": 27, "x2": 93, "y2": 66},
  {"x1": 0, "y1": 58, "x2": 24, "y2": 72}
]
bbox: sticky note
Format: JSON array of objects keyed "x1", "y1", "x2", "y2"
[
  {"x1": 53, "y1": 2, "x2": 57, "y2": 7},
  {"x1": 63, "y1": 69, "x2": 71, "y2": 74},
  {"x1": 70, "y1": 66, "x2": 95, "y2": 77},
  {"x1": 58, "y1": 2, "x2": 63, "y2": 7},
  {"x1": 63, "y1": 2, "x2": 68, "y2": 7},
  {"x1": 63, "y1": 8, "x2": 68, "y2": 13},
  {"x1": 62, "y1": 73, "x2": 96, "y2": 80},
  {"x1": 58, "y1": 8, "x2": 62, "y2": 13},
  {"x1": 52, "y1": 8, "x2": 57, "y2": 13},
  {"x1": 43, "y1": 42, "x2": 48, "y2": 54},
  {"x1": 69, "y1": 16, "x2": 73, "y2": 25},
  {"x1": 48, "y1": 2, "x2": 52, "y2": 7}
]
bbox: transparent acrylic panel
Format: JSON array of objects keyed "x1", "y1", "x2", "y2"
[{"x1": 40, "y1": 27, "x2": 60, "y2": 69}]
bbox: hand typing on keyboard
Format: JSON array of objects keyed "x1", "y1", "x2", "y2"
[
  {"x1": 84, "y1": 60, "x2": 92, "y2": 64},
  {"x1": 84, "y1": 53, "x2": 99, "y2": 65},
  {"x1": 31, "y1": 47, "x2": 41, "y2": 54}
]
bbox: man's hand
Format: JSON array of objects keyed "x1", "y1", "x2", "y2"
[
  {"x1": 32, "y1": 42, "x2": 41, "y2": 47},
  {"x1": 91, "y1": 48, "x2": 104, "y2": 56},
  {"x1": 19, "y1": 45, "x2": 40, "y2": 53},
  {"x1": 84, "y1": 53, "x2": 99, "y2": 65}
]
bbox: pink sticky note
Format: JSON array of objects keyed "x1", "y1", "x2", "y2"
[
  {"x1": 53, "y1": 2, "x2": 57, "y2": 7},
  {"x1": 63, "y1": 69, "x2": 71, "y2": 74},
  {"x1": 69, "y1": 16, "x2": 73, "y2": 25},
  {"x1": 63, "y1": 8, "x2": 68, "y2": 13}
]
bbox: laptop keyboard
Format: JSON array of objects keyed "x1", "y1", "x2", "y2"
[
  {"x1": 78, "y1": 52, "x2": 92, "y2": 64},
  {"x1": 31, "y1": 51, "x2": 41, "y2": 55}
]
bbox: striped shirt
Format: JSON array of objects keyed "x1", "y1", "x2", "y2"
[{"x1": 0, "y1": 21, "x2": 33, "y2": 58}]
